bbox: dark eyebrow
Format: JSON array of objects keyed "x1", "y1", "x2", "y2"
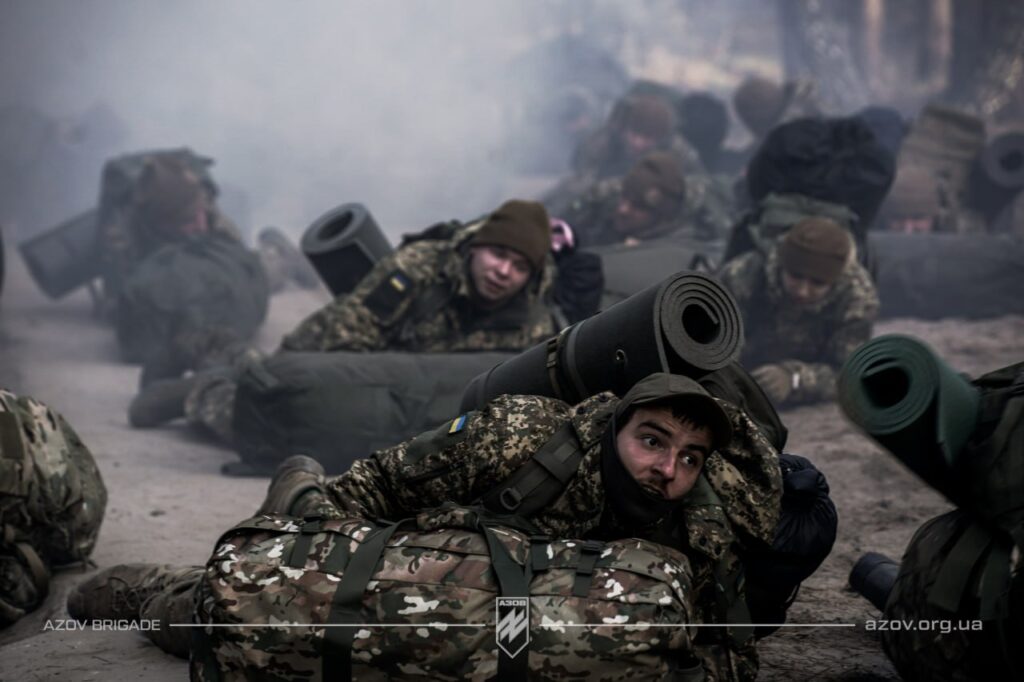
[
  {"x1": 637, "y1": 420, "x2": 674, "y2": 438},
  {"x1": 685, "y1": 444, "x2": 711, "y2": 457}
]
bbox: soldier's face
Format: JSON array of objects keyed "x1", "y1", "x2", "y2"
[
  {"x1": 781, "y1": 269, "x2": 832, "y2": 306},
  {"x1": 622, "y1": 129, "x2": 657, "y2": 159},
  {"x1": 615, "y1": 406, "x2": 711, "y2": 501},
  {"x1": 888, "y1": 216, "x2": 934, "y2": 234},
  {"x1": 468, "y1": 245, "x2": 532, "y2": 304},
  {"x1": 614, "y1": 196, "x2": 655, "y2": 235}
]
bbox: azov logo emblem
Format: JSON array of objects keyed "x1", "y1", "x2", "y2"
[{"x1": 495, "y1": 597, "x2": 530, "y2": 658}]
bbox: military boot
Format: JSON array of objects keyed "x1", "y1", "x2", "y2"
[
  {"x1": 128, "y1": 375, "x2": 198, "y2": 428},
  {"x1": 66, "y1": 563, "x2": 198, "y2": 623},
  {"x1": 257, "y1": 455, "x2": 328, "y2": 517},
  {"x1": 258, "y1": 227, "x2": 320, "y2": 290}
]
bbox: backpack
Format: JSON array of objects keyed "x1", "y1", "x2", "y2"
[
  {"x1": 115, "y1": 236, "x2": 269, "y2": 365},
  {"x1": 97, "y1": 148, "x2": 217, "y2": 229},
  {"x1": 959, "y1": 361, "x2": 1024, "y2": 551},
  {"x1": 191, "y1": 505, "x2": 703, "y2": 682},
  {"x1": 0, "y1": 391, "x2": 107, "y2": 626}
]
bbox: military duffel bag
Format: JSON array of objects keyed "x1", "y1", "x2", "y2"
[{"x1": 191, "y1": 506, "x2": 703, "y2": 681}]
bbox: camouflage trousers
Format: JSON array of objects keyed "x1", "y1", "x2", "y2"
[
  {"x1": 183, "y1": 347, "x2": 266, "y2": 446},
  {"x1": 882, "y1": 510, "x2": 1023, "y2": 681},
  {"x1": 135, "y1": 565, "x2": 205, "y2": 659}
]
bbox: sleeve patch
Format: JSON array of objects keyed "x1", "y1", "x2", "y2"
[
  {"x1": 364, "y1": 269, "x2": 413, "y2": 322},
  {"x1": 448, "y1": 414, "x2": 467, "y2": 434}
]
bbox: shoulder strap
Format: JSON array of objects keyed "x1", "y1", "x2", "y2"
[{"x1": 479, "y1": 422, "x2": 583, "y2": 516}]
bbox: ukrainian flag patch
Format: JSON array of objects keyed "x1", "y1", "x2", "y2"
[
  {"x1": 389, "y1": 273, "x2": 409, "y2": 292},
  {"x1": 448, "y1": 414, "x2": 468, "y2": 434}
]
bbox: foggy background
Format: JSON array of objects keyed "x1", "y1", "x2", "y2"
[
  {"x1": 0, "y1": 0, "x2": 781, "y2": 241},
  {"x1": 2, "y1": 0, "x2": 1020, "y2": 243}
]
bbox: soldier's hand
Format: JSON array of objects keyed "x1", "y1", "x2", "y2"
[{"x1": 751, "y1": 364, "x2": 793, "y2": 405}]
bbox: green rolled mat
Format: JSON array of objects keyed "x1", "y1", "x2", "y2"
[{"x1": 838, "y1": 335, "x2": 980, "y2": 487}]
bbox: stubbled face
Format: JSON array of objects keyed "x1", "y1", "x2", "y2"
[
  {"x1": 615, "y1": 405, "x2": 711, "y2": 501},
  {"x1": 888, "y1": 216, "x2": 934, "y2": 234},
  {"x1": 781, "y1": 269, "x2": 833, "y2": 307},
  {"x1": 468, "y1": 245, "x2": 532, "y2": 304},
  {"x1": 613, "y1": 196, "x2": 656, "y2": 236}
]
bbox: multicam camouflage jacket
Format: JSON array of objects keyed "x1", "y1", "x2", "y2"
[
  {"x1": 558, "y1": 173, "x2": 737, "y2": 247},
  {"x1": 717, "y1": 247, "x2": 879, "y2": 405},
  {"x1": 0, "y1": 389, "x2": 107, "y2": 626},
  {"x1": 323, "y1": 391, "x2": 782, "y2": 681},
  {"x1": 280, "y1": 235, "x2": 558, "y2": 353},
  {"x1": 99, "y1": 205, "x2": 243, "y2": 297}
]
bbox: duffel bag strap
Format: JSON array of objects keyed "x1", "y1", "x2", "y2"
[
  {"x1": 2, "y1": 524, "x2": 50, "y2": 600},
  {"x1": 927, "y1": 522, "x2": 992, "y2": 613},
  {"x1": 572, "y1": 540, "x2": 605, "y2": 598},
  {"x1": 482, "y1": 525, "x2": 531, "y2": 682},
  {"x1": 322, "y1": 520, "x2": 403, "y2": 681},
  {"x1": 480, "y1": 423, "x2": 583, "y2": 517},
  {"x1": 285, "y1": 515, "x2": 324, "y2": 569}
]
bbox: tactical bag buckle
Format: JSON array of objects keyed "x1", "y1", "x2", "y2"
[{"x1": 499, "y1": 487, "x2": 523, "y2": 512}]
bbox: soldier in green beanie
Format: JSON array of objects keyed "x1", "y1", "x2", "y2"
[{"x1": 129, "y1": 199, "x2": 560, "y2": 447}]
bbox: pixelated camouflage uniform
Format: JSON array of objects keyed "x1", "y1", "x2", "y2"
[
  {"x1": 183, "y1": 234, "x2": 559, "y2": 445},
  {"x1": 0, "y1": 389, "x2": 106, "y2": 626},
  {"x1": 128, "y1": 390, "x2": 779, "y2": 680},
  {"x1": 320, "y1": 391, "x2": 782, "y2": 680},
  {"x1": 717, "y1": 246, "x2": 879, "y2": 406},
  {"x1": 559, "y1": 173, "x2": 736, "y2": 247}
]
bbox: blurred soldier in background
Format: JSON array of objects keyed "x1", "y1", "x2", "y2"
[
  {"x1": 129, "y1": 199, "x2": 560, "y2": 448},
  {"x1": 555, "y1": 150, "x2": 735, "y2": 247},
  {"x1": 717, "y1": 218, "x2": 878, "y2": 408}
]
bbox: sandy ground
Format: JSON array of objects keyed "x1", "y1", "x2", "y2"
[{"x1": 0, "y1": 253, "x2": 1021, "y2": 681}]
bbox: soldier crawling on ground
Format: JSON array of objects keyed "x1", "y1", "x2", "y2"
[
  {"x1": 69, "y1": 372, "x2": 810, "y2": 681},
  {"x1": 558, "y1": 151, "x2": 735, "y2": 247},
  {"x1": 128, "y1": 199, "x2": 561, "y2": 452},
  {"x1": 717, "y1": 217, "x2": 879, "y2": 409}
]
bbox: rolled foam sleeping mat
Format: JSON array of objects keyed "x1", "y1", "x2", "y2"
[
  {"x1": 460, "y1": 270, "x2": 743, "y2": 409},
  {"x1": 838, "y1": 334, "x2": 980, "y2": 500}
]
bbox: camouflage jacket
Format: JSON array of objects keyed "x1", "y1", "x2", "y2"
[
  {"x1": 280, "y1": 235, "x2": 558, "y2": 353},
  {"x1": 99, "y1": 205, "x2": 242, "y2": 295},
  {"x1": 559, "y1": 174, "x2": 736, "y2": 247},
  {"x1": 0, "y1": 389, "x2": 107, "y2": 626},
  {"x1": 717, "y1": 247, "x2": 879, "y2": 405},
  {"x1": 571, "y1": 130, "x2": 704, "y2": 181},
  {"x1": 324, "y1": 392, "x2": 782, "y2": 681}
]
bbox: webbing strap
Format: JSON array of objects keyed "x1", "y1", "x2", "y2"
[
  {"x1": 928, "y1": 523, "x2": 992, "y2": 613},
  {"x1": 480, "y1": 423, "x2": 582, "y2": 517},
  {"x1": 322, "y1": 521, "x2": 402, "y2": 682},
  {"x1": 571, "y1": 540, "x2": 604, "y2": 598},
  {"x1": 529, "y1": 538, "x2": 550, "y2": 574},
  {"x1": 545, "y1": 335, "x2": 567, "y2": 402},
  {"x1": 286, "y1": 517, "x2": 323, "y2": 569},
  {"x1": 714, "y1": 560, "x2": 753, "y2": 647},
  {"x1": 482, "y1": 526, "x2": 530, "y2": 682},
  {"x1": 13, "y1": 540, "x2": 50, "y2": 598},
  {"x1": 978, "y1": 541, "x2": 1012, "y2": 621}
]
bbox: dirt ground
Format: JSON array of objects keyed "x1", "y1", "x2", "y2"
[{"x1": 0, "y1": 254, "x2": 1020, "y2": 681}]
